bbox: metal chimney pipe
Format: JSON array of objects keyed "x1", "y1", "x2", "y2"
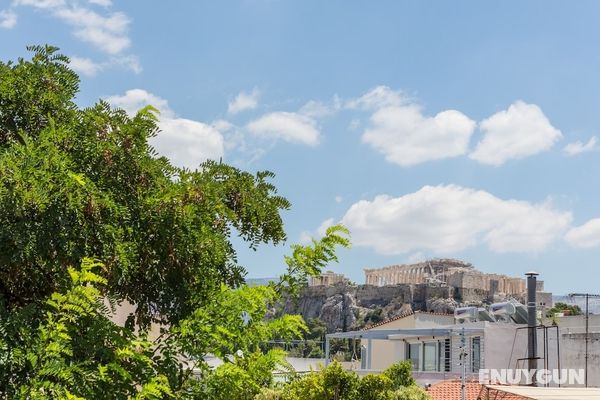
[{"x1": 525, "y1": 271, "x2": 539, "y2": 385}]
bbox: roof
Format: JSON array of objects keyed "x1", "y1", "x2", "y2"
[
  {"x1": 365, "y1": 310, "x2": 454, "y2": 330},
  {"x1": 427, "y1": 380, "x2": 526, "y2": 400},
  {"x1": 426, "y1": 380, "x2": 482, "y2": 400},
  {"x1": 483, "y1": 385, "x2": 600, "y2": 399}
]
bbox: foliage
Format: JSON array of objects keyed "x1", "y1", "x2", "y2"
[
  {"x1": 279, "y1": 225, "x2": 350, "y2": 298},
  {"x1": 254, "y1": 388, "x2": 283, "y2": 400},
  {"x1": 390, "y1": 386, "x2": 431, "y2": 400},
  {"x1": 260, "y1": 361, "x2": 422, "y2": 400},
  {"x1": 2, "y1": 258, "x2": 174, "y2": 399},
  {"x1": 547, "y1": 302, "x2": 582, "y2": 317},
  {"x1": 355, "y1": 374, "x2": 393, "y2": 400},
  {"x1": 286, "y1": 318, "x2": 327, "y2": 358},
  {"x1": 0, "y1": 46, "x2": 289, "y2": 324},
  {"x1": 383, "y1": 361, "x2": 415, "y2": 390},
  {"x1": 0, "y1": 45, "x2": 355, "y2": 399}
]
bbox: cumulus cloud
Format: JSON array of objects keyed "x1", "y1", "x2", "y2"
[
  {"x1": 228, "y1": 89, "x2": 259, "y2": 115},
  {"x1": 299, "y1": 100, "x2": 336, "y2": 118},
  {"x1": 299, "y1": 217, "x2": 336, "y2": 244},
  {"x1": 563, "y1": 136, "x2": 598, "y2": 156},
  {"x1": 362, "y1": 104, "x2": 476, "y2": 166},
  {"x1": 345, "y1": 86, "x2": 406, "y2": 110},
  {"x1": 12, "y1": 0, "x2": 137, "y2": 74},
  {"x1": 341, "y1": 185, "x2": 572, "y2": 255},
  {"x1": 69, "y1": 56, "x2": 102, "y2": 76},
  {"x1": 0, "y1": 9, "x2": 17, "y2": 28},
  {"x1": 69, "y1": 55, "x2": 141, "y2": 76},
  {"x1": 565, "y1": 218, "x2": 600, "y2": 248},
  {"x1": 469, "y1": 101, "x2": 562, "y2": 165},
  {"x1": 53, "y1": 6, "x2": 130, "y2": 54},
  {"x1": 247, "y1": 111, "x2": 320, "y2": 146},
  {"x1": 89, "y1": 0, "x2": 112, "y2": 6},
  {"x1": 106, "y1": 89, "x2": 224, "y2": 169}
]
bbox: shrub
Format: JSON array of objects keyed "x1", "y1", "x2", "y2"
[
  {"x1": 354, "y1": 374, "x2": 393, "y2": 400},
  {"x1": 255, "y1": 388, "x2": 283, "y2": 400},
  {"x1": 383, "y1": 361, "x2": 415, "y2": 390},
  {"x1": 391, "y1": 386, "x2": 431, "y2": 400}
]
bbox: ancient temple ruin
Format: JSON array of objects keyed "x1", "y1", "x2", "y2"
[
  {"x1": 308, "y1": 270, "x2": 347, "y2": 287},
  {"x1": 364, "y1": 259, "x2": 527, "y2": 296}
]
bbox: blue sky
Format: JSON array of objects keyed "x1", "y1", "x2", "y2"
[{"x1": 3, "y1": 1, "x2": 600, "y2": 294}]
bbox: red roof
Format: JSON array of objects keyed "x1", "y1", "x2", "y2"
[{"x1": 426, "y1": 380, "x2": 527, "y2": 400}]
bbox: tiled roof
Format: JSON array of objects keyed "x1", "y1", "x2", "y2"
[
  {"x1": 365, "y1": 310, "x2": 454, "y2": 330},
  {"x1": 426, "y1": 380, "x2": 528, "y2": 400},
  {"x1": 426, "y1": 379, "x2": 484, "y2": 400}
]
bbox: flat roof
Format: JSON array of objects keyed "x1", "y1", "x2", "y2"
[
  {"x1": 326, "y1": 326, "x2": 485, "y2": 340},
  {"x1": 485, "y1": 385, "x2": 600, "y2": 399}
]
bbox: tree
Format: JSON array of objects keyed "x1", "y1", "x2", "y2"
[
  {"x1": 1, "y1": 259, "x2": 174, "y2": 399},
  {"x1": 0, "y1": 45, "x2": 353, "y2": 398},
  {"x1": 0, "y1": 45, "x2": 289, "y2": 326},
  {"x1": 383, "y1": 361, "x2": 415, "y2": 390},
  {"x1": 547, "y1": 302, "x2": 582, "y2": 317}
]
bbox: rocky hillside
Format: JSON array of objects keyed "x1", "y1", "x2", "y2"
[{"x1": 280, "y1": 282, "x2": 462, "y2": 333}]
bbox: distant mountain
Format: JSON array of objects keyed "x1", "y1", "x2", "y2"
[
  {"x1": 246, "y1": 277, "x2": 278, "y2": 286},
  {"x1": 553, "y1": 295, "x2": 600, "y2": 314}
]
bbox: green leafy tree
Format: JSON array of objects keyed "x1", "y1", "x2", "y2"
[
  {"x1": 0, "y1": 46, "x2": 354, "y2": 399},
  {"x1": 3, "y1": 259, "x2": 173, "y2": 399},
  {"x1": 383, "y1": 361, "x2": 415, "y2": 390},
  {"x1": 547, "y1": 302, "x2": 582, "y2": 317},
  {"x1": 354, "y1": 374, "x2": 393, "y2": 400},
  {"x1": 391, "y1": 386, "x2": 430, "y2": 400},
  {"x1": 0, "y1": 45, "x2": 289, "y2": 325}
]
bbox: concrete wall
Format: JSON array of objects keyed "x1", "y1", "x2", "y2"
[{"x1": 556, "y1": 315, "x2": 600, "y2": 387}]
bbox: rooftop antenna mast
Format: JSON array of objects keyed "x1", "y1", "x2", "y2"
[{"x1": 568, "y1": 292, "x2": 600, "y2": 388}]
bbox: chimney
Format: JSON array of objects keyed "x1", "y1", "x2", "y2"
[{"x1": 525, "y1": 271, "x2": 539, "y2": 385}]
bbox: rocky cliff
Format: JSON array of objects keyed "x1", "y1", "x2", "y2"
[{"x1": 281, "y1": 282, "x2": 462, "y2": 333}]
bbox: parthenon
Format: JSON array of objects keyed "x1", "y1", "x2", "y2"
[{"x1": 364, "y1": 259, "x2": 527, "y2": 296}]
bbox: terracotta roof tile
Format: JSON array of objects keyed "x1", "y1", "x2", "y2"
[
  {"x1": 426, "y1": 380, "x2": 528, "y2": 400},
  {"x1": 426, "y1": 379, "x2": 484, "y2": 400}
]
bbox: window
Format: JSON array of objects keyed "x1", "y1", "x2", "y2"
[
  {"x1": 408, "y1": 343, "x2": 421, "y2": 371},
  {"x1": 471, "y1": 336, "x2": 481, "y2": 372},
  {"x1": 423, "y1": 342, "x2": 437, "y2": 371},
  {"x1": 438, "y1": 339, "x2": 451, "y2": 372},
  {"x1": 407, "y1": 339, "x2": 451, "y2": 372}
]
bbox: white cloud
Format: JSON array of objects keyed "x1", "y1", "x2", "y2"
[
  {"x1": 153, "y1": 118, "x2": 224, "y2": 169},
  {"x1": 563, "y1": 136, "x2": 598, "y2": 156},
  {"x1": 228, "y1": 89, "x2": 259, "y2": 114},
  {"x1": 89, "y1": 0, "x2": 112, "y2": 6},
  {"x1": 345, "y1": 85, "x2": 406, "y2": 110},
  {"x1": 362, "y1": 104, "x2": 476, "y2": 166},
  {"x1": 69, "y1": 55, "x2": 141, "y2": 76},
  {"x1": 54, "y1": 7, "x2": 130, "y2": 54},
  {"x1": 14, "y1": 0, "x2": 65, "y2": 8},
  {"x1": 106, "y1": 89, "x2": 173, "y2": 117},
  {"x1": 341, "y1": 185, "x2": 572, "y2": 255},
  {"x1": 469, "y1": 101, "x2": 562, "y2": 165},
  {"x1": 69, "y1": 56, "x2": 102, "y2": 76},
  {"x1": 299, "y1": 217, "x2": 336, "y2": 244},
  {"x1": 106, "y1": 89, "x2": 224, "y2": 169},
  {"x1": 0, "y1": 9, "x2": 17, "y2": 28},
  {"x1": 299, "y1": 100, "x2": 335, "y2": 118},
  {"x1": 335, "y1": 196, "x2": 343, "y2": 204},
  {"x1": 565, "y1": 218, "x2": 600, "y2": 248},
  {"x1": 14, "y1": 0, "x2": 134, "y2": 66},
  {"x1": 247, "y1": 111, "x2": 320, "y2": 146}
]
